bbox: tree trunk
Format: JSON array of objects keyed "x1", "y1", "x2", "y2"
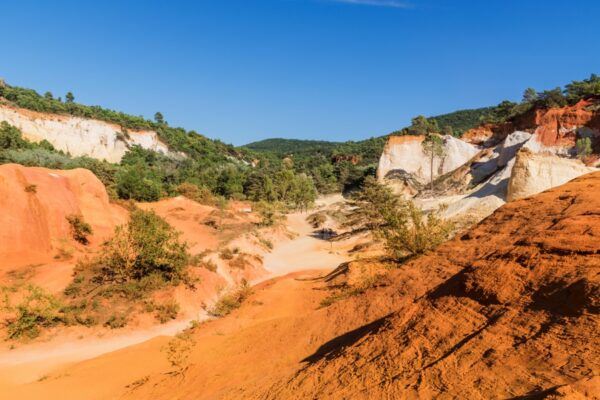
[{"x1": 430, "y1": 150, "x2": 434, "y2": 192}]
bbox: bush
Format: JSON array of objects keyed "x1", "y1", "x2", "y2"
[
  {"x1": 5, "y1": 285, "x2": 64, "y2": 339},
  {"x1": 92, "y1": 209, "x2": 190, "y2": 284},
  {"x1": 0, "y1": 121, "x2": 31, "y2": 150},
  {"x1": 219, "y1": 248, "x2": 234, "y2": 260},
  {"x1": 116, "y1": 164, "x2": 162, "y2": 202},
  {"x1": 154, "y1": 301, "x2": 180, "y2": 323},
  {"x1": 24, "y1": 184, "x2": 37, "y2": 193},
  {"x1": 576, "y1": 137, "x2": 593, "y2": 159},
  {"x1": 175, "y1": 182, "x2": 215, "y2": 205},
  {"x1": 208, "y1": 280, "x2": 252, "y2": 317},
  {"x1": 66, "y1": 214, "x2": 93, "y2": 245},
  {"x1": 190, "y1": 252, "x2": 218, "y2": 272},
  {"x1": 104, "y1": 314, "x2": 127, "y2": 329},
  {"x1": 307, "y1": 212, "x2": 327, "y2": 229}
]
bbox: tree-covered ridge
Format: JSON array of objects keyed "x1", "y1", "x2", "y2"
[
  {"x1": 244, "y1": 138, "x2": 341, "y2": 155},
  {"x1": 398, "y1": 74, "x2": 600, "y2": 134},
  {"x1": 0, "y1": 82, "x2": 242, "y2": 164}
]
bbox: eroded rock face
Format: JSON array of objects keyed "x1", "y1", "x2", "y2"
[
  {"x1": 0, "y1": 105, "x2": 172, "y2": 162},
  {"x1": 0, "y1": 163, "x2": 127, "y2": 268},
  {"x1": 377, "y1": 135, "x2": 479, "y2": 184},
  {"x1": 533, "y1": 99, "x2": 599, "y2": 148},
  {"x1": 507, "y1": 148, "x2": 596, "y2": 201}
]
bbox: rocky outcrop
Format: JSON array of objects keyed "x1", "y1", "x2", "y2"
[
  {"x1": 0, "y1": 164, "x2": 127, "y2": 268},
  {"x1": 377, "y1": 135, "x2": 479, "y2": 185},
  {"x1": 533, "y1": 99, "x2": 599, "y2": 147},
  {"x1": 507, "y1": 148, "x2": 596, "y2": 201},
  {"x1": 0, "y1": 104, "x2": 172, "y2": 162}
]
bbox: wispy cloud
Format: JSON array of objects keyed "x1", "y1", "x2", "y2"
[{"x1": 327, "y1": 0, "x2": 411, "y2": 8}]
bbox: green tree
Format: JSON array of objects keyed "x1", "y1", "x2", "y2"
[
  {"x1": 44, "y1": 91, "x2": 54, "y2": 100},
  {"x1": 409, "y1": 115, "x2": 438, "y2": 136},
  {"x1": 421, "y1": 134, "x2": 444, "y2": 191},
  {"x1": 441, "y1": 125, "x2": 454, "y2": 137},
  {"x1": 116, "y1": 163, "x2": 162, "y2": 201},
  {"x1": 154, "y1": 112, "x2": 165, "y2": 124},
  {"x1": 346, "y1": 177, "x2": 452, "y2": 259},
  {"x1": 65, "y1": 92, "x2": 75, "y2": 103},
  {"x1": 576, "y1": 137, "x2": 592, "y2": 159},
  {"x1": 536, "y1": 87, "x2": 567, "y2": 108},
  {"x1": 0, "y1": 122, "x2": 30, "y2": 150},
  {"x1": 522, "y1": 87, "x2": 538, "y2": 103},
  {"x1": 565, "y1": 74, "x2": 600, "y2": 103}
]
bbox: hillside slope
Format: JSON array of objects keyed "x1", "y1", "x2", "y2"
[
  {"x1": 8, "y1": 171, "x2": 598, "y2": 400},
  {"x1": 263, "y1": 172, "x2": 600, "y2": 399}
]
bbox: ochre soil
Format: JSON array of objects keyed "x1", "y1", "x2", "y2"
[{"x1": 2, "y1": 172, "x2": 600, "y2": 399}]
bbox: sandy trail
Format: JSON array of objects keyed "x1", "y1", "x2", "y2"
[{"x1": 0, "y1": 205, "x2": 351, "y2": 384}]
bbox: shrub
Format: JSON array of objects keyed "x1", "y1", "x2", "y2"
[
  {"x1": 381, "y1": 202, "x2": 454, "y2": 259},
  {"x1": 229, "y1": 254, "x2": 249, "y2": 270},
  {"x1": 154, "y1": 301, "x2": 180, "y2": 323},
  {"x1": 576, "y1": 137, "x2": 593, "y2": 159},
  {"x1": 175, "y1": 182, "x2": 215, "y2": 205},
  {"x1": 190, "y1": 252, "x2": 218, "y2": 272},
  {"x1": 0, "y1": 121, "x2": 31, "y2": 150},
  {"x1": 255, "y1": 201, "x2": 284, "y2": 227},
  {"x1": 24, "y1": 184, "x2": 37, "y2": 193},
  {"x1": 307, "y1": 212, "x2": 327, "y2": 229},
  {"x1": 66, "y1": 214, "x2": 93, "y2": 245},
  {"x1": 5, "y1": 285, "x2": 64, "y2": 339},
  {"x1": 115, "y1": 164, "x2": 162, "y2": 202},
  {"x1": 104, "y1": 314, "x2": 127, "y2": 329},
  {"x1": 208, "y1": 280, "x2": 252, "y2": 317},
  {"x1": 93, "y1": 209, "x2": 190, "y2": 284},
  {"x1": 219, "y1": 248, "x2": 234, "y2": 260}
]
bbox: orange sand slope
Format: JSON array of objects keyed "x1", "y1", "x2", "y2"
[
  {"x1": 3, "y1": 173, "x2": 599, "y2": 399},
  {"x1": 0, "y1": 163, "x2": 127, "y2": 271}
]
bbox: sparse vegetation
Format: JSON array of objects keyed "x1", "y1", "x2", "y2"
[
  {"x1": 163, "y1": 331, "x2": 196, "y2": 375},
  {"x1": 208, "y1": 280, "x2": 252, "y2": 317},
  {"x1": 24, "y1": 184, "x2": 37, "y2": 193},
  {"x1": 190, "y1": 252, "x2": 218, "y2": 272},
  {"x1": 319, "y1": 267, "x2": 383, "y2": 308},
  {"x1": 219, "y1": 248, "x2": 235, "y2": 260},
  {"x1": 154, "y1": 301, "x2": 180, "y2": 323},
  {"x1": 2, "y1": 285, "x2": 64, "y2": 339},
  {"x1": 66, "y1": 214, "x2": 93, "y2": 245},
  {"x1": 104, "y1": 313, "x2": 127, "y2": 329}
]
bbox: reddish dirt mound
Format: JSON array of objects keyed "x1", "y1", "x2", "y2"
[
  {"x1": 261, "y1": 172, "x2": 600, "y2": 399},
  {"x1": 0, "y1": 163, "x2": 127, "y2": 270}
]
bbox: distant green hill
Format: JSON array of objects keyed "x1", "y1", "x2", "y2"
[
  {"x1": 429, "y1": 107, "x2": 493, "y2": 135},
  {"x1": 244, "y1": 138, "x2": 341, "y2": 155}
]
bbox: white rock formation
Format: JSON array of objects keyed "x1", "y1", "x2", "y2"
[
  {"x1": 507, "y1": 149, "x2": 596, "y2": 201},
  {"x1": 497, "y1": 131, "x2": 532, "y2": 167},
  {"x1": 0, "y1": 105, "x2": 172, "y2": 163},
  {"x1": 377, "y1": 135, "x2": 479, "y2": 184}
]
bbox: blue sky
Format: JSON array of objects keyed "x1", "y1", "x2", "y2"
[{"x1": 2, "y1": 0, "x2": 598, "y2": 145}]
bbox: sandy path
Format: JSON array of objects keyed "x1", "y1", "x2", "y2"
[
  {"x1": 0, "y1": 206, "x2": 351, "y2": 384},
  {"x1": 255, "y1": 211, "x2": 349, "y2": 283}
]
